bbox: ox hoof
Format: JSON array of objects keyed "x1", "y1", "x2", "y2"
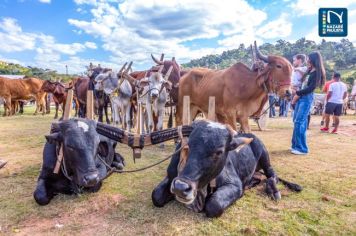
[
  {"x1": 112, "y1": 162, "x2": 124, "y2": 171},
  {"x1": 205, "y1": 200, "x2": 224, "y2": 218},
  {"x1": 33, "y1": 191, "x2": 51, "y2": 206},
  {"x1": 273, "y1": 191, "x2": 281, "y2": 201},
  {"x1": 0, "y1": 160, "x2": 7, "y2": 169}
]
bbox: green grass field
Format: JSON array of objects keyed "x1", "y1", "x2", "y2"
[{"x1": 0, "y1": 106, "x2": 355, "y2": 235}]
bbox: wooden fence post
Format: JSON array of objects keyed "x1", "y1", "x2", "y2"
[
  {"x1": 53, "y1": 89, "x2": 73, "y2": 174},
  {"x1": 86, "y1": 90, "x2": 94, "y2": 120},
  {"x1": 208, "y1": 96, "x2": 216, "y2": 121},
  {"x1": 178, "y1": 96, "x2": 191, "y2": 173},
  {"x1": 133, "y1": 91, "x2": 143, "y2": 160},
  {"x1": 63, "y1": 89, "x2": 73, "y2": 120}
]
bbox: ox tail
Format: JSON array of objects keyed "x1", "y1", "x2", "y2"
[
  {"x1": 168, "y1": 105, "x2": 173, "y2": 128},
  {"x1": 277, "y1": 177, "x2": 303, "y2": 192}
]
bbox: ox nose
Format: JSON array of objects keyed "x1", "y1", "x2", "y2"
[
  {"x1": 151, "y1": 93, "x2": 158, "y2": 99},
  {"x1": 172, "y1": 179, "x2": 192, "y2": 198},
  {"x1": 83, "y1": 173, "x2": 100, "y2": 187}
]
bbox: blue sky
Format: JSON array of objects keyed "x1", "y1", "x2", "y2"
[{"x1": 0, "y1": 0, "x2": 355, "y2": 73}]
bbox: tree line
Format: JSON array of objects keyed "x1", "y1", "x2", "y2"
[{"x1": 0, "y1": 62, "x2": 72, "y2": 82}]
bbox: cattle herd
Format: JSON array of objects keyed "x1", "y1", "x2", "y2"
[
  {"x1": 0, "y1": 42, "x2": 292, "y2": 133},
  {"x1": 2, "y1": 42, "x2": 306, "y2": 217}
]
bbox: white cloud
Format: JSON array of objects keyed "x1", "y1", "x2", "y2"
[
  {"x1": 0, "y1": 17, "x2": 103, "y2": 73},
  {"x1": 218, "y1": 30, "x2": 263, "y2": 49},
  {"x1": 74, "y1": 0, "x2": 99, "y2": 5},
  {"x1": 256, "y1": 13, "x2": 292, "y2": 39},
  {"x1": 38, "y1": 0, "x2": 51, "y2": 3},
  {"x1": 68, "y1": 0, "x2": 268, "y2": 66},
  {"x1": 0, "y1": 55, "x2": 21, "y2": 64},
  {"x1": 291, "y1": 0, "x2": 355, "y2": 16},
  {"x1": 0, "y1": 18, "x2": 37, "y2": 52},
  {"x1": 84, "y1": 41, "x2": 97, "y2": 49}
]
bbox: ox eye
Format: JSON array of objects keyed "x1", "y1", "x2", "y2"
[
  {"x1": 212, "y1": 150, "x2": 223, "y2": 161},
  {"x1": 66, "y1": 146, "x2": 75, "y2": 152},
  {"x1": 215, "y1": 150, "x2": 223, "y2": 156},
  {"x1": 276, "y1": 64, "x2": 282, "y2": 69}
]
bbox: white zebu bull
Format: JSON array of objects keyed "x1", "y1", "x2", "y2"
[
  {"x1": 138, "y1": 66, "x2": 173, "y2": 134},
  {"x1": 94, "y1": 64, "x2": 133, "y2": 130}
]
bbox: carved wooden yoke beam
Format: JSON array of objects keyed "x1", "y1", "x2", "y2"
[{"x1": 96, "y1": 122, "x2": 193, "y2": 149}]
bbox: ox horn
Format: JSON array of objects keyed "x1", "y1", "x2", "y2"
[
  {"x1": 158, "y1": 65, "x2": 164, "y2": 73},
  {"x1": 160, "y1": 53, "x2": 165, "y2": 61},
  {"x1": 96, "y1": 122, "x2": 193, "y2": 147},
  {"x1": 121, "y1": 62, "x2": 137, "y2": 85},
  {"x1": 119, "y1": 62, "x2": 127, "y2": 74},
  {"x1": 151, "y1": 54, "x2": 164, "y2": 65},
  {"x1": 254, "y1": 41, "x2": 269, "y2": 63},
  {"x1": 164, "y1": 65, "x2": 173, "y2": 81},
  {"x1": 125, "y1": 61, "x2": 133, "y2": 73}
]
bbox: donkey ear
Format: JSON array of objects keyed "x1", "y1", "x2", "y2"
[
  {"x1": 45, "y1": 132, "x2": 61, "y2": 144},
  {"x1": 228, "y1": 137, "x2": 253, "y2": 152}
]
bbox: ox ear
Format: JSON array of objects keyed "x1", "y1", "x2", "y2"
[
  {"x1": 45, "y1": 132, "x2": 61, "y2": 144},
  {"x1": 139, "y1": 79, "x2": 150, "y2": 88},
  {"x1": 163, "y1": 81, "x2": 172, "y2": 90},
  {"x1": 228, "y1": 136, "x2": 253, "y2": 152}
]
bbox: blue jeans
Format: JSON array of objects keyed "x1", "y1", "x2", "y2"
[
  {"x1": 292, "y1": 93, "x2": 314, "y2": 153},
  {"x1": 284, "y1": 101, "x2": 291, "y2": 117},
  {"x1": 269, "y1": 95, "x2": 276, "y2": 117},
  {"x1": 279, "y1": 99, "x2": 286, "y2": 116}
]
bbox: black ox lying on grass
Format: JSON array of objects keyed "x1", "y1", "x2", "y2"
[
  {"x1": 152, "y1": 120, "x2": 302, "y2": 218},
  {"x1": 34, "y1": 119, "x2": 124, "y2": 205},
  {"x1": 34, "y1": 118, "x2": 301, "y2": 218}
]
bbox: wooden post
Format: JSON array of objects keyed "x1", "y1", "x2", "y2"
[
  {"x1": 133, "y1": 97, "x2": 143, "y2": 160},
  {"x1": 178, "y1": 96, "x2": 191, "y2": 173},
  {"x1": 63, "y1": 89, "x2": 73, "y2": 120},
  {"x1": 208, "y1": 96, "x2": 216, "y2": 121},
  {"x1": 86, "y1": 90, "x2": 94, "y2": 120},
  {"x1": 53, "y1": 89, "x2": 73, "y2": 174},
  {"x1": 136, "y1": 102, "x2": 142, "y2": 135},
  {"x1": 182, "y1": 96, "x2": 191, "y2": 125}
]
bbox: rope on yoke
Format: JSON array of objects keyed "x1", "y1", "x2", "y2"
[{"x1": 99, "y1": 144, "x2": 186, "y2": 180}]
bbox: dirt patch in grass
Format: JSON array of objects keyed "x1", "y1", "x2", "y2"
[{"x1": 15, "y1": 194, "x2": 125, "y2": 236}]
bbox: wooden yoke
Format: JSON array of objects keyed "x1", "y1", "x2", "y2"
[
  {"x1": 53, "y1": 89, "x2": 73, "y2": 174},
  {"x1": 178, "y1": 96, "x2": 191, "y2": 173}
]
